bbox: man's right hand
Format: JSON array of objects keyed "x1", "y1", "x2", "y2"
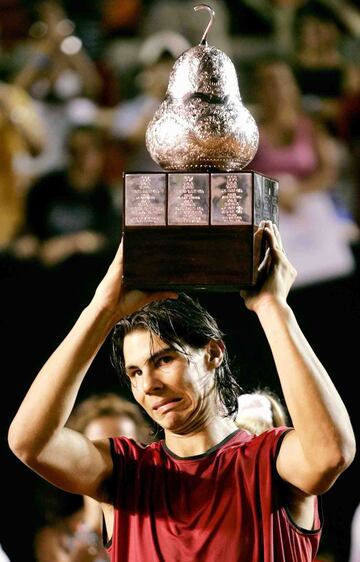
[{"x1": 90, "y1": 240, "x2": 178, "y2": 324}]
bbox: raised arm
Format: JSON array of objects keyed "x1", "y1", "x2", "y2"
[
  {"x1": 8, "y1": 241, "x2": 176, "y2": 500},
  {"x1": 241, "y1": 222, "x2": 356, "y2": 496}
]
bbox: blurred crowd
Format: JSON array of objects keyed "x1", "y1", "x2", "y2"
[
  {"x1": 1, "y1": 1, "x2": 360, "y2": 561},
  {"x1": 0, "y1": 0, "x2": 359, "y2": 280}
]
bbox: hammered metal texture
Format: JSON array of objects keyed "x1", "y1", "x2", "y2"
[{"x1": 146, "y1": 45, "x2": 259, "y2": 172}]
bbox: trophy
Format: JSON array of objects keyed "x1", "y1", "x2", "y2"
[{"x1": 122, "y1": 4, "x2": 278, "y2": 291}]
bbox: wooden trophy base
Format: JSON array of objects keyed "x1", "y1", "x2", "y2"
[{"x1": 122, "y1": 171, "x2": 278, "y2": 292}]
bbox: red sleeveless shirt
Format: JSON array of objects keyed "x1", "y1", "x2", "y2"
[{"x1": 107, "y1": 428, "x2": 321, "y2": 562}]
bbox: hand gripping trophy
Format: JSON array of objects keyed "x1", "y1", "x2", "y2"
[{"x1": 123, "y1": 4, "x2": 278, "y2": 291}]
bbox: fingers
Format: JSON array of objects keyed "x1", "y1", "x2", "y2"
[
  {"x1": 263, "y1": 222, "x2": 297, "y2": 281},
  {"x1": 106, "y1": 239, "x2": 123, "y2": 274},
  {"x1": 114, "y1": 238, "x2": 123, "y2": 262},
  {"x1": 257, "y1": 246, "x2": 271, "y2": 273},
  {"x1": 272, "y1": 223, "x2": 284, "y2": 252},
  {"x1": 264, "y1": 221, "x2": 285, "y2": 257},
  {"x1": 254, "y1": 221, "x2": 266, "y2": 242}
]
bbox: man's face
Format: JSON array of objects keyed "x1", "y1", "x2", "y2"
[
  {"x1": 85, "y1": 415, "x2": 138, "y2": 441},
  {"x1": 123, "y1": 328, "x2": 217, "y2": 434}
]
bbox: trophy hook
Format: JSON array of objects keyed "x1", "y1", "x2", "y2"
[{"x1": 193, "y1": 4, "x2": 215, "y2": 45}]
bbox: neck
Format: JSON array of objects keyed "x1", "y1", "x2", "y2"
[{"x1": 164, "y1": 416, "x2": 238, "y2": 458}]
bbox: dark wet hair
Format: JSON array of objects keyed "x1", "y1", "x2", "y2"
[{"x1": 111, "y1": 293, "x2": 242, "y2": 417}]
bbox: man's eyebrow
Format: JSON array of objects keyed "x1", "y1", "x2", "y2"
[
  {"x1": 125, "y1": 347, "x2": 176, "y2": 372},
  {"x1": 148, "y1": 347, "x2": 177, "y2": 365}
]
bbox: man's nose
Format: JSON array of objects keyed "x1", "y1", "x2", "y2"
[{"x1": 141, "y1": 368, "x2": 164, "y2": 394}]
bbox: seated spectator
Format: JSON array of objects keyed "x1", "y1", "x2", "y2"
[
  {"x1": 250, "y1": 58, "x2": 356, "y2": 287},
  {"x1": 17, "y1": 124, "x2": 120, "y2": 267}
]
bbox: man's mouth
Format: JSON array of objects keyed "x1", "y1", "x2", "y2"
[{"x1": 152, "y1": 398, "x2": 182, "y2": 414}]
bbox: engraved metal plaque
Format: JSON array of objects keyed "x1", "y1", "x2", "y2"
[
  {"x1": 262, "y1": 176, "x2": 280, "y2": 225},
  {"x1": 125, "y1": 173, "x2": 166, "y2": 226},
  {"x1": 168, "y1": 174, "x2": 209, "y2": 225},
  {"x1": 254, "y1": 173, "x2": 264, "y2": 225},
  {"x1": 123, "y1": 171, "x2": 279, "y2": 291},
  {"x1": 211, "y1": 173, "x2": 252, "y2": 225},
  {"x1": 269, "y1": 178, "x2": 279, "y2": 226}
]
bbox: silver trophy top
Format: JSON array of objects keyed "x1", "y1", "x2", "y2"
[{"x1": 146, "y1": 4, "x2": 259, "y2": 172}]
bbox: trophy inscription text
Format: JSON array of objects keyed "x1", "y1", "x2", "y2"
[
  {"x1": 168, "y1": 174, "x2": 209, "y2": 225},
  {"x1": 211, "y1": 173, "x2": 252, "y2": 225},
  {"x1": 125, "y1": 174, "x2": 166, "y2": 226}
]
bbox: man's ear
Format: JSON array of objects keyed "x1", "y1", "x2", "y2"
[{"x1": 206, "y1": 340, "x2": 224, "y2": 369}]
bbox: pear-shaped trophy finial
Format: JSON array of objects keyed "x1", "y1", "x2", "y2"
[{"x1": 145, "y1": 4, "x2": 259, "y2": 172}]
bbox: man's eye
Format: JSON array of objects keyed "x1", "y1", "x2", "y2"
[
  {"x1": 158, "y1": 355, "x2": 173, "y2": 367},
  {"x1": 127, "y1": 369, "x2": 142, "y2": 378}
]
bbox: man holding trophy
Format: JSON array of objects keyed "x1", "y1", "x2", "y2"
[{"x1": 8, "y1": 5, "x2": 355, "y2": 562}]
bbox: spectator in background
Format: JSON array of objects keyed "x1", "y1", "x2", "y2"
[
  {"x1": 101, "y1": 0, "x2": 143, "y2": 39},
  {"x1": 96, "y1": 30, "x2": 191, "y2": 171},
  {"x1": 250, "y1": 58, "x2": 356, "y2": 288},
  {"x1": 229, "y1": 0, "x2": 360, "y2": 59},
  {"x1": 0, "y1": 80, "x2": 44, "y2": 249},
  {"x1": 234, "y1": 396, "x2": 335, "y2": 562},
  {"x1": 12, "y1": 0, "x2": 104, "y2": 177},
  {"x1": 15, "y1": 1, "x2": 102, "y2": 101},
  {"x1": 338, "y1": 64, "x2": 360, "y2": 231},
  {"x1": 34, "y1": 393, "x2": 150, "y2": 562},
  {"x1": 293, "y1": 8, "x2": 351, "y2": 130},
  {"x1": 16, "y1": 125, "x2": 119, "y2": 267},
  {"x1": 235, "y1": 388, "x2": 288, "y2": 435}
]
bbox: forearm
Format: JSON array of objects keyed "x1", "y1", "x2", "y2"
[
  {"x1": 8, "y1": 303, "x2": 116, "y2": 458},
  {"x1": 256, "y1": 299, "x2": 355, "y2": 468}
]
